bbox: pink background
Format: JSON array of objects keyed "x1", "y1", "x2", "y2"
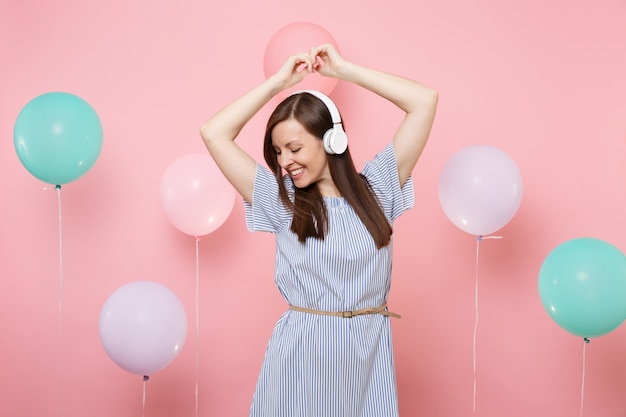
[{"x1": 1, "y1": 1, "x2": 625, "y2": 416}]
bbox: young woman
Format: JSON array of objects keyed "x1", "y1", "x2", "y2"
[{"x1": 200, "y1": 43, "x2": 438, "y2": 417}]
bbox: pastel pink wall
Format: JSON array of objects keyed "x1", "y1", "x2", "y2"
[{"x1": 1, "y1": 1, "x2": 624, "y2": 416}]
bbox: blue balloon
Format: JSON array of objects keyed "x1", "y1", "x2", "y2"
[
  {"x1": 14, "y1": 92, "x2": 103, "y2": 185},
  {"x1": 538, "y1": 237, "x2": 626, "y2": 338}
]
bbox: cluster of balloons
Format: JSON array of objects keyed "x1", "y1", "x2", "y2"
[
  {"x1": 538, "y1": 237, "x2": 626, "y2": 339},
  {"x1": 14, "y1": 92, "x2": 103, "y2": 186},
  {"x1": 13, "y1": 92, "x2": 235, "y2": 377},
  {"x1": 438, "y1": 144, "x2": 524, "y2": 236},
  {"x1": 99, "y1": 281, "x2": 187, "y2": 376},
  {"x1": 437, "y1": 145, "x2": 626, "y2": 342}
]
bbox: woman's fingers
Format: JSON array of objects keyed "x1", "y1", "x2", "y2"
[{"x1": 292, "y1": 53, "x2": 314, "y2": 73}]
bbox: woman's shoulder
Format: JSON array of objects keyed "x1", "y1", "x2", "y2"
[{"x1": 255, "y1": 164, "x2": 294, "y2": 194}]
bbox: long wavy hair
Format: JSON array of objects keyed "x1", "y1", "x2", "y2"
[{"x1": 262, "y1": 92, "x2": 392, "y2": 249}]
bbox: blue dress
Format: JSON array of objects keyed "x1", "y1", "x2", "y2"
[{"x1": 244, "y1": 144, "x2": 414, "y2": 417}]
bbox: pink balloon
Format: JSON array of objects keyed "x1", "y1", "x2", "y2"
[
  {"x1": 161, "y1": 153, "x2": 235, "y2": 237},
  {"x1": 264, "y1": 21, "x2": 339, "y2": 98},
  {"x1": 99, "y1": 281, "x2": 187, "y2": 376},
  {"x1": 438, "y1": 145, "x2": 523, "y2": 236}
]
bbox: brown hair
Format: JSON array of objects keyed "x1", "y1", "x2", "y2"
[{"x1": 263, "y1": 92, "x2": 392, "y2": 249}]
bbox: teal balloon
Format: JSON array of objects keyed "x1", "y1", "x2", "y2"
[
  {"x1": 538, "y1": 237, "x2": 626, "y2": 338},
  {"x1": 14, "y1": 92, "x2": 103, "y2": 185}
]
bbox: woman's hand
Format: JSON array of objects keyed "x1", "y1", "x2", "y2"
[
  {"x1": 271, "y1": 52, "x2": 316, "y2": 90},
  {"x1": 309, "y1": 44, "x2": 349, "y2": 79}
]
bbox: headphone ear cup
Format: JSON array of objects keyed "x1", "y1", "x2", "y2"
[
  {"x1": 329, "y1": 126, "x2": 348, "y2": 154},
  {"x1": 323, "y1": 129, "x2": 336, "y2": 154}
]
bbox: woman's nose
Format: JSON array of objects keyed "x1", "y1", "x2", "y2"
[{"x1": 278, "y1": 154, "x2": 292, "y2": 168}]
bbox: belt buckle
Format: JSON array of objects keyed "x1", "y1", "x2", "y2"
[{"x1": 341, "y1": 310, "x2": 354, "y2": 318}]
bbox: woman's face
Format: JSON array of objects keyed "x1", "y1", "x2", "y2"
[{"x1": 271, "y1": 118, "x2": 333, "y2": 192}]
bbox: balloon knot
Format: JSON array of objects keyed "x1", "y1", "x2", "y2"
[
  {"x1": 477, "y1": 235, "x2": 503, "y2": 241},
  {"x1": 143, "y1": 375, "x2": 150, "y2": 382},
  {"x1": 55, "y1": 184, "x2": 62, "y2": 190},
  {"x1": 584, "y1": 337, "x2": 590, "y2": 344}
]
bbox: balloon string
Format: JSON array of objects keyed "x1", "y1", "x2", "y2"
[
  {"x1": 195, "y1": 236, "x2": 201, "y2": 417},
  {"x1": 473, "y1": 235, "x2": 502, "y2": 416},
  {"x1": 57, "y1": 185, "x2": 63, "y2": 417},
  {"x1": 473, "y1": 237, "x2": 480, "y2": 416},
  {"x1": 142, "y1": 375, "x2": 149, "y2": 417},
  {"x1": 54, "y1": 185, "x2": 63, "y2": 336},
  {"x1": 45, "y1": 185, "x2": 64, "y2": 417},
  {"x1": 580, "y1": 338, "x2": 589, "y2": 417}
]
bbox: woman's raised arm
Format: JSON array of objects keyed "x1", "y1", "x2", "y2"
[
  {"x1": 311, "y1": 44, "x2": 438, "y2": 186},
  {"x1": 199, "y1": 53, "x2": 315, "y2": 202}
]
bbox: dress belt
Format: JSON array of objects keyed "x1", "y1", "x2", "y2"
[{"x1": 289, "y1": 302, "x2": 401, "y2": 319}]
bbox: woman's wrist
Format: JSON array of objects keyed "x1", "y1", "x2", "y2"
[
  {"x1": 332, "y1": 60, "x2": 363, "y2": 82},
  {"x1": 263, "y1": 75, "x2": 290, "y2": 98}
]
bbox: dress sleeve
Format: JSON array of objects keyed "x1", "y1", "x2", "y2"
[
  {"x1": 243, "y1": 164, "x2": 292, "y2": 233},
  {"x1": 361, "y1": 143, "x2": 415, "y2": 222}
]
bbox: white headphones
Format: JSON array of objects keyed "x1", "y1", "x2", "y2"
[{"x1": 291, "y1": 90, "x2": 348, "y2": 155}]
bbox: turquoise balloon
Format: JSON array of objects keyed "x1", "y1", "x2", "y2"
[
  {"x1": 14, "y1": 92, "x2": 103, "y2": 185},
  {"x1": 538, "y1": 237, "x2": 626, "y2": 338}
]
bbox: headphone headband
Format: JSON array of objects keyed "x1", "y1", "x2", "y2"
[{"x1": 291, "y1": 90, "x2": 342, "y2": 125}]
